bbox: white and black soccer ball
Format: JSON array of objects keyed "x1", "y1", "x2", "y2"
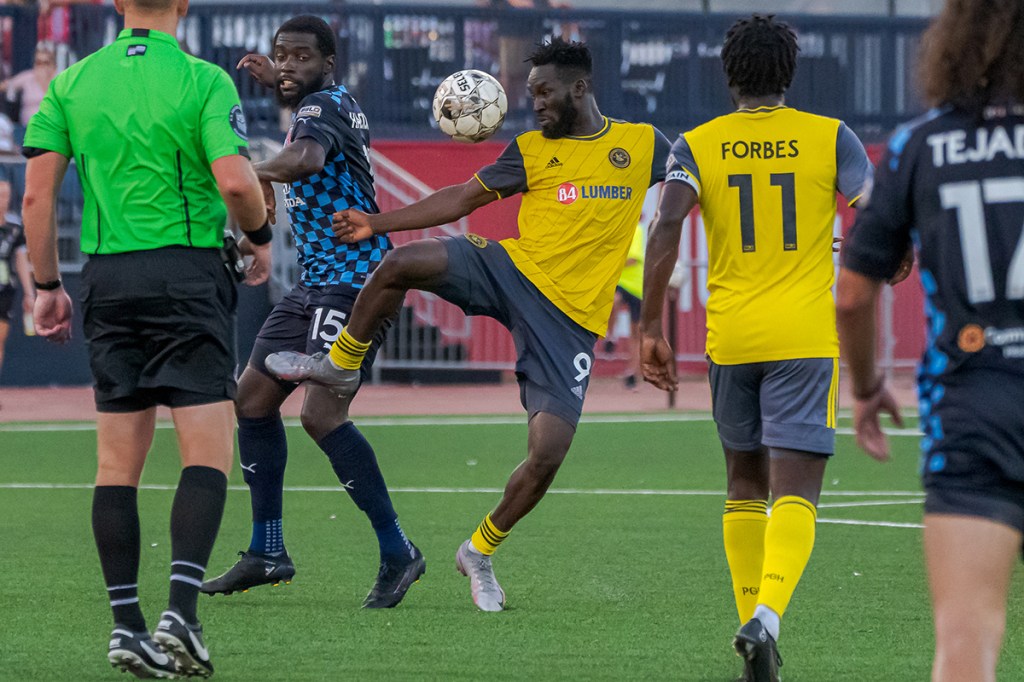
[{"x1": 432, "y1": 70, "x2": 508, "y2": 143}]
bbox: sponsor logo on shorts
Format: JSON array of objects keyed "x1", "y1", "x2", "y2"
[
  {"x1": 609, "y1": 148, "x2": 631, "y2": 168},
  {"x1": 465, "y1": 233, "x2": 488, "y2": 248},
  {"x1": 957, "y1": 324, "x2": 985, "y2": 352}
]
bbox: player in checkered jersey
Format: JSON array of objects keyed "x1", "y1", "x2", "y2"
[{"x1": 201, "y1": 15, "x2": 425, "y2": 609}]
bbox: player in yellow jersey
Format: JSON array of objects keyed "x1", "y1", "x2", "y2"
[
  {"x1": 640, "y1": 15, "x2": 872, "y2": 682},
  {"x1": 264, "y1": 38, "x2": 671, "y2": 612}
]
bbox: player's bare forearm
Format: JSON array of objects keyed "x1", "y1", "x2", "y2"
[
  {"x1": 367, "y1": 179, "x2": 496, "y2": 235},
  {"x1": 22, "y1": 152, "x2": 69, "y2": 283},
  {"x1": 253, "y1": 138, "x2": 326, "y2": 184},
  {"x1": 836, "y1": 267, "x2": 884, "y2": 397},
  {"x1": 212, "y1": 155, "x2": 266, "y2": 232},
  {"x1": 641, "y1": 182, "x2": 695, "y2": 337}
]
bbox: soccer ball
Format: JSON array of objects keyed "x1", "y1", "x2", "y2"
[{"x1": 432, "y1": 70, "x2": 508, "y2": 143}]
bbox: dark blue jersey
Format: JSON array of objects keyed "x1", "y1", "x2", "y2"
[
  {"x1": 283, "y1": 85, "x2": 390, "y2": 287},
  {"x1": 844, "y1": 105, "x2": 1024, "y2": 445}
]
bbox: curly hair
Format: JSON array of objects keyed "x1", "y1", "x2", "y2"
[
  {"x1": 274, "y1": 15, "x2": 337, "y2": 58},
  {"x1": 918, "y1": 0, "x2": 1024, "y2": 111},
  {"x1": 720, "y1": 14, "x2": 799, "y2": 99},
  {"x1": 527, "y1": 37, "x2": 592, "y2": 82}
]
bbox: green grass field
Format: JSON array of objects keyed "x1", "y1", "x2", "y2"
[{"x1": 2, "y1": 413, "x2": 1022, "y2": 681}]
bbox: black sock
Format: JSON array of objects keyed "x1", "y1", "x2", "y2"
[
  {"x1": 168, "y1": 466, "x2": 227, "y2": 625},
  {"x1": 92, "y1": 486, "x2": 147, "y2": 632},
  {"x1": 319, "y1": 422, "x2": 413, "y2": 559},
  {"x1": 237, "y1": 414, "x2": 288, "y2": 554}
]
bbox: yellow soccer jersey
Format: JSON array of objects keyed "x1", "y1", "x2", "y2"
[
  {"x1": 666, "y1": 106, "x2": 871, "y2": 364},
  {"x1": 475, "y1": 117, "x2": 670, "y2": 335}
]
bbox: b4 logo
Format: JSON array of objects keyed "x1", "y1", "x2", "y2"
[{"x1": 557, "y1": 182, "x2": 578, "y2": 205}]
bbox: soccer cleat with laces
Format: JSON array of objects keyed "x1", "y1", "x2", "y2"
[
  {"x1": 153, "y1": 611, "x2": 213, "y2": 679},
  {"x1": 455, "y1": 539, "x2": 506, "y2": 612},
  {"x1": 108, "y1": 628, "x2": 179, "y2": 679},
  {"x1": 733, "y1": 617, "x2": 783, "y2": 682},
  {"x1": 264, "y1": 351, "x2": 360, "y2": 397},
  {"x1": 199, "y1": 550, "x2": 295, "y2": 595},
  {"x1": 362, "y1": 544, "x2": 426, "y2": 609}
]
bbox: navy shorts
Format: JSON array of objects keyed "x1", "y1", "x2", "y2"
[
  {"x1": 616, "y1": 287, "x2": 641, "y2": 323},
  {"x1": 81, "y1": 247, "x2": 237, "y2": 413},
  {"x1": 708, "y1": 357, "x2": 839, "y2": 455},
  {"x1": 249, "y1": 282, "x2": 388, "y2": 387},
  {"x1": 921, "y1": 369, "x2": 1024, "y2": 534},
  {"x1": 435, "y1": 235, "x2": 598, "y2": 428},
  {"x1": 0, "y1": 287, "x2": 13, "y2": 322}
]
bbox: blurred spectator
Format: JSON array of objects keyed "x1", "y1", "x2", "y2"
[
  {"x1": 36, "y1": 0, "x2": 103, "y2": 46},
  {"x1": 0, "y1": 42, "x2": 56, "y2": 125},
  {"x1": 0, "y1": 171, "x2": 34, "y2": 387}
]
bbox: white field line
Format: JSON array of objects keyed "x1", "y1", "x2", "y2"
[
  {"x1": 818, "y1": 499, "x2": 924, "y2": 509},
  {"x1": 0, "y1": 412, "x2": 923, "y2": 434},
  {"x1": 1, "y1": 483, "x2": 924, "y2": 529}
]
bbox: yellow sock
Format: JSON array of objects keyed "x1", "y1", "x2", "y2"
[
  {"x1": 723, "y1": 499, "x2": 768, "y2": 624},
  {"x1": 469, "y1": 514, "x2": 509, "y2": 556},
  {"x1": 757, "y1": 495, "x2": 817, "y2": 618},
  {"x1": 329, "y1": 328, "x2": 371, "y2": 370}
]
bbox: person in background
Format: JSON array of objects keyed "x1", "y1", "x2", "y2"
[
  {"x1": 0, "y1": 42, "x2": 56, "y2": 126},
  {"x1": 612, "y1": 222, "x2": 645, "y2": 390},
  {"x1": 0, "y1": 169, "x2": 34, "y2": 387}
]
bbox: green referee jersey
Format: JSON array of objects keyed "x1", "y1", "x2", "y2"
[{"x1": 24, "y1": 28, "x2": 250, "y2": 254}]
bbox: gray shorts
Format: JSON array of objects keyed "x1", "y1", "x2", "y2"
[
  {"x1": 435, "y1": 234, "x2": 598, "y2": 428},
  {"x1": 708, "y1": 357, "x2": 838, "y2": 456}
]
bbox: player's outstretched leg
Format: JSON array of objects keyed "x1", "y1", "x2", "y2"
[
  {"x1": 107, "y1": 628, "x2": 179, "y2": 679},
  {"x1": 264, "y1": 350, "x2": 361, "y2": 396}
]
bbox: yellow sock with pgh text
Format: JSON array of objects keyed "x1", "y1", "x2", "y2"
[
  {"x1": 329, "y1": 328, "x2": 371, "y2": 370},
  {"x1": 723, "y1": 499, "x2": 768, "y2": 624},
  {"x1": 469, "y1": 514, "x2": 509, "y2": 556},
  {"x1": 757, "y1": 495, "x2": 817, "y2": 619}
]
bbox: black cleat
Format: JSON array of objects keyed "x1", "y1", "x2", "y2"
[
  {"x1": 153, "y1": 611, "x2": 213, "y2": 679},
  {"x1": 733, "y1": 618, "x2": 783, "y2": 682},
  {"x1": 108, "y1": 628, "x2": 179, "y2": 679},
  {"x1": 200, "y1": 550, "x2": 295, "y2": 596},
  {"x1": 362, "y1": 544, "x2": 426, "y2": 609}
]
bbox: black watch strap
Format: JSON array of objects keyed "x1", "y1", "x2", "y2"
[{"x1": 34, "y1": 278, "x2": 62, "y2": 291}]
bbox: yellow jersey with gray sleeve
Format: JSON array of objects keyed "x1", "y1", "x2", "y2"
[
  {"x1": 666, "y1": 106, "x2": 871, "y2": 364},
  {"x1": 475, "y1": 117, "x2": 670, "y2": 336}
]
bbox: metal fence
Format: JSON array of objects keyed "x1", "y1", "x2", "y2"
[{"x1": 54, "y1": 4, "x2": 929, "y2": 143}]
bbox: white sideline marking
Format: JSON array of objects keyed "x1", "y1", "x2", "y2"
[
  {"x1": 0, "y1": 411, "x2": 923, "y2": 433},
  {"x1": 0, "y1": 483, "x2": 924, "y2": 529}
]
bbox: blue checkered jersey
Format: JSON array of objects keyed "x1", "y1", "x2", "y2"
[
  {"x1": 284, "y1": 85, "x2": 390, "y2": 287},
  {"x1": 0, "y1": 219, "x2": 25, "y2": 293},
  {"x1": 844, "y1": 105, "x2": 1024, "y2": 387}
]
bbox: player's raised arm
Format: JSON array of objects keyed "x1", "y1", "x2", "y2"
[{"x1": 333, "y1": 178, "x2": 497, "y2": 243}]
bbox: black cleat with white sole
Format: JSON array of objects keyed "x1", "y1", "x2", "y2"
[
  {"x1": 153, "y1": 611, "x2": 213, "y2": 679},
  {"x1": 108, "y1": 628, "x2": 179, "y2": 679},
  {"x1": 200, "y1": 550, "x2": 295, "y2": 596}
]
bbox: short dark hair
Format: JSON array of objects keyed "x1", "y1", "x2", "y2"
[
  {"x1": 527, "y1": 37, "x2": 592, "y2": 82},
  {"x1": 274, "y1": 15, "x2": 336, "y2": 58},
  {"x1": 721, "y1": 14, "x2": 799, "y2": 98}
]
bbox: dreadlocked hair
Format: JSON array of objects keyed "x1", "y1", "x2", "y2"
[
  {"x1": 918, "y1": 0, "x2": 1024, "y2": 111},
  {"x1": 527, "y1": 37, "x2": 592, "y2": 83},
  {"x1": 721, "y1": 14, "x2": 799, "y2": 98}
]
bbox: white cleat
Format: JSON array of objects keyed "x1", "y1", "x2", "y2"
[
  {"x1": 455, "y1": 540, "x2": 506, "y2": 612},
  {"x1": 264, "y1": 351, "x2": 360, "y2": 397}
]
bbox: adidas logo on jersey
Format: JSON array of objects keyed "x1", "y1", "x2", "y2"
[
  {"x1": 571, "y1": 386, "x2": 584, "y2": 400},
  {"x1": 545, "y1": 156, "x2": 563, "y2": 169}
]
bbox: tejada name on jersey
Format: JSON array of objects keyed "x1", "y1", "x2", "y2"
[
  {"x1": 720, "y1": 139, "x2": 799, "y2": 160},
  {"x1": 927, "y1": 124, "x2": 1024, "y2": 167}
]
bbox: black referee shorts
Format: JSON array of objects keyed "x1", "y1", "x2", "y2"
[{"x1": 81, "y1": 247, "x2": 238, "y2": 413}]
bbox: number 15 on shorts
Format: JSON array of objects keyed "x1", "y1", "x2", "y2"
[{"x1": 311, "y1": 307, "x2": 347, "y2": 350}]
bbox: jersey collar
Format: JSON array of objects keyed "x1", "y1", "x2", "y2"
[
  {"x1": 564, "y1": 116, "x2": 612, "y2": 141},
  {"x1": 735, "y1": 105, "x2": 789, "y2": 115},
  {"x1": 116, "y1": 28, "x2": 180, "y2": 48}
]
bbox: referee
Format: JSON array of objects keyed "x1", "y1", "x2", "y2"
[{"x1": 22, "y1": 0, "x2": 269, "y2": 678}]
